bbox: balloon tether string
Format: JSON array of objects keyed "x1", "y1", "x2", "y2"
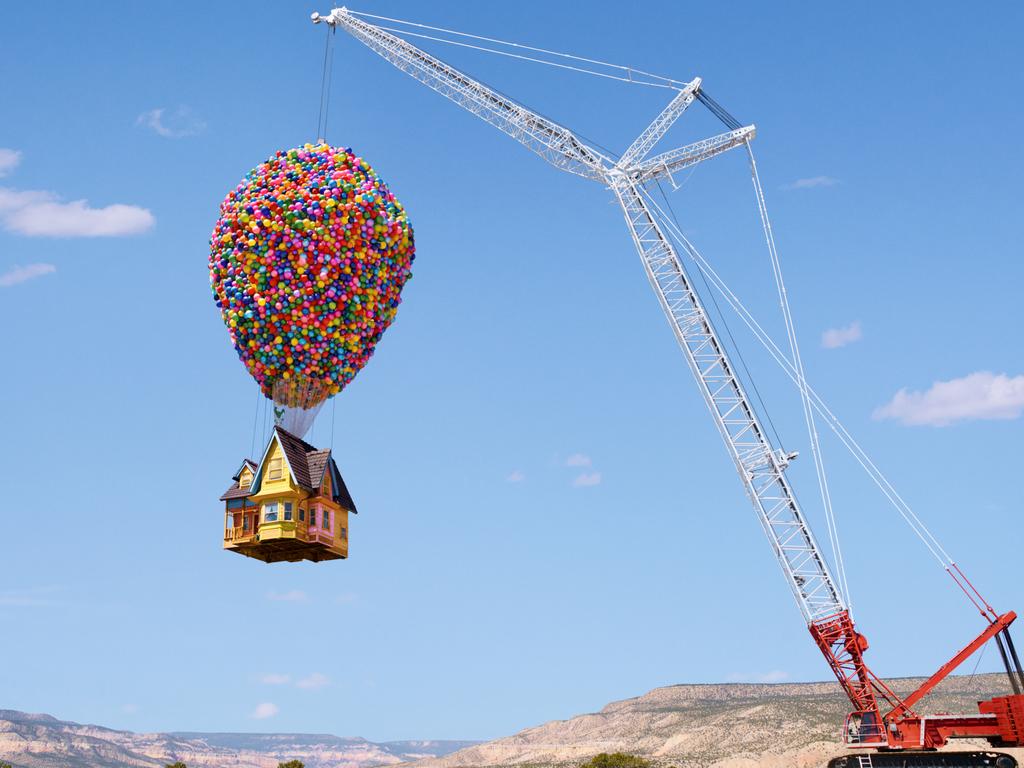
[
  {"x1": 331, "y1": 397, "x2": 337, "y2": 452},
  {"x1": 316, "y1": 26, "x2": 336, "y2": 143}
]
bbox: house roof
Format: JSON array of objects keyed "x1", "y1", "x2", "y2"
[
  {"x1": 219, "y1": 483, "x2": 252, "y2": 501},
  {"x1": 306, "y1": 449, "x2": 331, "y2": 488},
  {"x1": 332, "y1": 465, "x2": 358, "y2": 514},
  {"x1": 221, "y1": 459, "x2": 259, "y2": 500},
  {"x1": 254, "y1": 426, "x2": 359, "y2": 514},
  {"x1": 274, "y1": 426, "x2": 318, "y2": 489}
]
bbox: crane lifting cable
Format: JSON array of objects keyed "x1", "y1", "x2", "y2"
[
  {"x1": 637, "y1": 187, "x2": 964, "y2": 574},
  {"x1": 745, "y1": 139, "x2": 853, "y2": 614},
  {"x1": 695, "y1": 88, "x2": 744, "y2": 131},
  {"x1": 347, "y1": 9, "x2": 687, "y2": 89}
]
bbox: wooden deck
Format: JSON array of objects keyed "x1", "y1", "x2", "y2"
[{"x1": 223, "y1": 523, "x2": 346, "y2": 563}]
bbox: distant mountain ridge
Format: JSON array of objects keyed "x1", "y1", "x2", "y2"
[
  {"x1": 0, "y1": 709, "x2": 477, "y2": 768},
  {"x1": 404, "y1": 674, "x2": 1024, "y2": 768},
  {"x1": 3, "y1": 675, "x2": 1023, "y2": 768}
]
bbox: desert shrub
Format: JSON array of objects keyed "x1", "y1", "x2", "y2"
[
  {"x1": 278, "y1": 761, "x2": 305, "y2": 768},
  {"x1": 579, "y1": 753, "x2": 651, "y2": 768},
  {"x1": 165, "y1": 762, "x2": 188, "y2": 768}
]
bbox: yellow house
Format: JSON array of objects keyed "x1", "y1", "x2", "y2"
[{"x1": 221, "y1": 425, "x2": 357, "y2": 563}]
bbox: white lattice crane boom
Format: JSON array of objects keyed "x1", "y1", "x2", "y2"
[
  {"x1": 312, "y1": 4, "x2": 839, "y2": 625},
  {"x1": 311, "y1": 8, "x2": 1024, "y2": 765}
]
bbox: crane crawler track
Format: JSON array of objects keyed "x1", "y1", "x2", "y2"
[{"x1": 829, "y1": 751, "x2": 1017, "y2": 768}]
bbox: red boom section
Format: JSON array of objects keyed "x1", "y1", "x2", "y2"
[
  {"x1": 811, "y1": 609, "x2": 1024, "y2": 751},
  {"x1": 889, "y1": 612, "x2": 1018, "y2": 724},
  {"x1": 810, "y1": 610, "x2": 903, "y2": 744}
]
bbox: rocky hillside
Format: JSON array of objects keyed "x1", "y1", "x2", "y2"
[
  {"x1": 0, "y1": 710, "x2": 475, "y2": 768},
  {"x1": 3, "y1": 675, "x2": 1021, "y2": 768},
  {"x1": 407, "y1": 674, "x2": 1023, "y2": 768}
]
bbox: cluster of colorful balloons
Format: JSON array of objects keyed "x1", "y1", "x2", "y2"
[{"x1": 209, "y1": 143, "x2": 415, "y2": 407}]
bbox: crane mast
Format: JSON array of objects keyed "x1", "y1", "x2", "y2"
[
  {"x1": 314, "y1": 8, "x2": 1024, "y2": 761},
  {"x1": 314, "y1": 4, "x2": 840, "y2": 622}
]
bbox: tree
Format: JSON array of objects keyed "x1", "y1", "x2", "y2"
[
  {"x1": 1, "y1": 761, "x2": 13, "y2": 768},
  {"x1": 278, "y1": 761, "x2": 305, "y2": 768},
  {"x1": 165, "y1": 762, "x2": 188, "y2": 768},
  {"x1": 578, "y1": 753, "x2": 651, "y2": 768}
]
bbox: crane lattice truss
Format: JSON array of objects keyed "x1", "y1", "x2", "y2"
[
  {"x1": 314, "y1": 7, "x2": 1024, "y2": 756},
  {"x1": 315, "y1": 6, "x2": 840, "y2": 626}
]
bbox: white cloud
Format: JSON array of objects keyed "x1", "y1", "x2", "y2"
[
  {"x1": 0, "y1": 187, "x2": 154, "y2": 237},
  {"x1": 0, "y1": 152, "x2": 153, "y2": 237},
  {"x1": 782, "y1": 175, "x2": 839, "y2": 190},
  {"x1": 267, "y1": 589, "x2": 309, "y2": 602},
  {"x1": 261, "y1": 673, "x2": 291, "y2": 685},
  {"x1": 0, "y1": 263, "x2": 56, "y2": 288},
  {"x1": 251, "y1": 702, "x2": 279, "y2": 719},
  {"x1": 565, "y1": 453, "x2": 591, "y2": 467},
  {"x1": 0, "y1": 148, "x2": 21, "y2": 177},
  {"x1": 296, "y1": 673, "x2": 330, "y2": 690},
  {"x1": 572, "y1": 471, "x2": 602, "y2": 487},
  {"x1": 873, "y1": 371, "x2": 1024, "y2": 427},
  {"x1": 505, "y1": 470, "x2": 525, "y2": 483},
  {"x1": 136, "y1": 106, "x2": 206, "y2": 139},
  {"x1": 822, "y1": 320, "x2": 862, "y2": 349}
]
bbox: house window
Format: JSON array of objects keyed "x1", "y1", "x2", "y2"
[
  {"x1": 299, "y1": 507, "x2": 305, "y2": 522},
  {"x1": 243, "y1": 515, "x2": 250, "y2": 532},
  {"x1": 341, "y1": 527, "x2": 347, "y2": 540},
  {"x1": 269, "y1": 457, "x2": 283, "y2": 481},
  {"x1": 264, "y1": 502, "x2": 278, "y2": 523},
  {"x1": 239, "y1": 469, "x2": 252, "y2": 488},
  {"x1": 322, "y1": 473, "x2": 331, "y2": 496},
  {"x1": 309, "y1": 507, "x2": 317, "y2": 527},
  {"x1": 322, "y1": 509, "x2": 330, "y2": 531},
  {"x1": 284, "y1": 502, "x2": 293, "y2": 521}
]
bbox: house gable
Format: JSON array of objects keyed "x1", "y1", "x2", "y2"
[
  {"x1": 232, "y1": 458, "x2": 258, "y2": 481},
  {"x1": 250, "y1": 433, "x2": 299, "y2": 498},
  {"x1": 237, "y1": 464, "x2": 255, "y2": 490}
]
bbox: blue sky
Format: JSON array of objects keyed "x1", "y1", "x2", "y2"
[{"x1": 1, "y1": 0, "x2": 1022, "y2": 743}]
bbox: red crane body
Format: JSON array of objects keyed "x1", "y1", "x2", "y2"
[{"x1": 814, "y1": 608, "x2": 1024, "y2": 754}]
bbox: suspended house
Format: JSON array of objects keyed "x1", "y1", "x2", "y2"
[{"x1": 221, "y1": 426, "x2": 357, "y2": 563}]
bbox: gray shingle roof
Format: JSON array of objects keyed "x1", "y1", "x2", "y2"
[
  {"x1": 274, "y1": 426, "x2": 317, "y2": 489},
  {"x1": 272, "y1": 426, "x2": 358, "y2": 513},
  {"x1": 219, "y1": 483, "x2": 253, "y2": 501}
]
